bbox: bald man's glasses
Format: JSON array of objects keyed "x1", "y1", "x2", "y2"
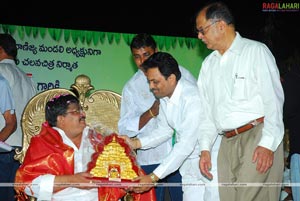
[{"x1": 196, "y1": 20, "x2": 220, "y2": 35}]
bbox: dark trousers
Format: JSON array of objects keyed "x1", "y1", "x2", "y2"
[
  {"x1": 141, "y1": 164, "x2": 183, "y2": 201},
  {"x1": 0, "y1": 149, "x2": 21, "y2": 201}
]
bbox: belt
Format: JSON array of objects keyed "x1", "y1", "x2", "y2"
[{"x1": 220, "y1": 117, "x2": 264, "y2": 138}]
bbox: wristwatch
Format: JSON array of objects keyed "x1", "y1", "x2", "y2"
[{"x1": 150, "y1": 173, "x2": 158, "y2": 186}]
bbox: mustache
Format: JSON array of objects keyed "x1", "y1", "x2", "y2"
[
  {"x1": 150, "y1": 88, "x2": 156, "y2": 93},
  {"x1": 79, "y1": 116, "x2": 86, "y2": 121},
  {"x1": 150, "y1": 88, "x2": 159, "y2": 99}
]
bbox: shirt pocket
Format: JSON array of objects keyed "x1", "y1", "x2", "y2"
[{"x1": 231, "y1": 74, "x2": 247, "y2": 100}]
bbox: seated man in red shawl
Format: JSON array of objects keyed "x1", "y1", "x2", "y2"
[
  {"x1": 14, "y1": 94, "x2": 154, "y2": 201},
  {"x1": 15, "y1": 94, "x2": 156, "y2": 201}
]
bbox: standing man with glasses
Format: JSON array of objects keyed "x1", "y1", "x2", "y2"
[{"x1": 195, "y1": 1, "x2": 284, "y2": 201}]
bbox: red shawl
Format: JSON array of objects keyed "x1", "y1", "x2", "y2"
[{"x1": 15, "y1": 122, "x2": 156, "y2": 201}]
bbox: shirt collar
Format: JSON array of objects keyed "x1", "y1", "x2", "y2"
[
  {"x1": 0, "y1": 58, "x2": 15, "y2": 64},
  {"x1": 211, "y1": 32, "x2": 243, "y2": 57},
  {"x1": 162, "y1": 78, "x2": 183, "y2": 106},
  {"x1": 137, "y1": 69, "x2": 148, "y2": 80},
  {"x1": 53, "y1": 126, "x2": 89, "y2": 150},
  {"x1": 227, "y1": 32, "x2": 243, "y2": 55}
]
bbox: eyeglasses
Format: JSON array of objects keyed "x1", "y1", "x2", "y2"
[
  {"x1": 196, "y1": 20, "x2": 220, "y2": 35},
  {"x1": 64, "y1": 107, "x2": 84, "y2": 115}
]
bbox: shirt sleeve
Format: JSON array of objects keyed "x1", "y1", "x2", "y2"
[
  {"x1": 24, "y1": 174, "x2": 55, "y2": 201},
  {"x1": 255, "y1": 44, "x2": 284, "y2": 151},
  {"x1": 139, "y1": 106, "x2": 174, "y2": 149},
  {"x1": 155, "y1": 99, "x2": 201, "y2": 178},
  {"x1": 197, "y1": 66, "x2": 219, "y2": 152},
  {"x1": 0, "y1": 76, "x2": 15, "y2": 114},
  {"x1": 118, "y1": 85, "x2": 142, "y2": 137}
]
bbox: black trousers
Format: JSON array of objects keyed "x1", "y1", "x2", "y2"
[{"x1": 0, "y1": 148, "x2": 21, "y2": 201}]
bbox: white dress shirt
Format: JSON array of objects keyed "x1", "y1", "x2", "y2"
[
  {"x1": 25, "y1": 126, "x2": 98, "y2": 201},
  {"x1": 0, "y1": 59, "x2": 36, "y2": 146},
  {"x1": 197, "y1": 32, "x2": 284, "y2": 152},
  {"x1": 118, "y1": 66, "x2": 196, "y2": 165},
  {"x1": 138, "y1": 78, "x2": 211, "y2": 180}
]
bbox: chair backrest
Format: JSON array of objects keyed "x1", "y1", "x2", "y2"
[{"x1": 14, "y1": 74, "x2": 121, "y2": 163}]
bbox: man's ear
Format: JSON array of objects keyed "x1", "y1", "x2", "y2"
[
  {"x1": 168, "y1": 74, "x2": 177, "y2": 83},
  {"x1": 218, "y1": 20, "x2": 227, "y2": 32},
  {"x1": 56, "y1": 115, "x2": 64, "y2": 126}
]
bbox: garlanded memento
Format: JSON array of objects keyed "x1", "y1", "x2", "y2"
[{"x1": 87, "y1": 133, "x2": 139, "y2": 182}]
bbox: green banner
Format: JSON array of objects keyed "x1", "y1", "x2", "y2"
[{"x1": 0, "y1": 24, "x2": 211, "y2": 94}]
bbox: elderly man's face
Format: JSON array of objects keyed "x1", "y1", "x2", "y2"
[
  {"x1": 195, "y1": 10, "x2": 222, "y2": 51},
  {"x1": 58, "y1": 103, "x2": 86, "y2": 140}
]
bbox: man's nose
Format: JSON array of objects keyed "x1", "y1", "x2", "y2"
[{"x1": 198, "y1": 32, "x2": 204, "y2": 39}]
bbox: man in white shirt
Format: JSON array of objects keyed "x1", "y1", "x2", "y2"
[
  {"x1": 195, "y1": 2, "x2": 284, "y2": 201},
  {"x1": 15, "y1": 94, "x2": 99, "y2": 201},
  {"x1": 121, "y1": 52, "x2": 219, "y2": 201},
  {"x1": 0, "y1": 74, "x2": 16, "y2": 145},
  {"x1": 15, "y1": 94, "x2": 153, "y2": 201},
  {"x1": 118, "y1": 33, "x2": 197, "y2": 201},
  {"x1": 0, "y1": 33, "x2": 36, "y2": 201},
  {"x1": 0, "y1": 75, "x2": 17, "y2": 201}
]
